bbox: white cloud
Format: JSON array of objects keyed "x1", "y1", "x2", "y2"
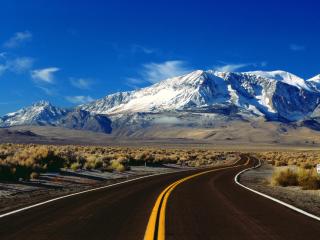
[
  {"x1": 7, "y1": 57, "x2": 34, "y2": 73},
  {"x1": 126, "y1": 77, "x2": 145, "y2": 85},
  {"x1": 66, "y1": 95, "x2": 94, "y2": 104},
  {"x1": 213, "y1": 62, "x2": 267, "y2": 72},
  {"x1": 4, "y1": 31, "x2": 32, "y2": 48},
  {"x1": 142, "y1": 60, "x2": 192, "y2": 83},
  {"x1": 70, "y1": 78, "x2": 92, "y2": 89},
  {"x1": 125, "y1": 77, "x2": 146, "y2": 88},
  {"x1": 0, "y1": 56, "x2": 34, "y2": 75},
  {"x1": 290, "y1": 44, "x2": 305, "y2": 51},
  {"x1": 31, "y1": 67, "x2": 59, "y2": 83},
  {"x1": 214, "y1": 63, "x2": 249, "y2": 72},
  {"x1": 36, "y1": 86, "x2": 55, "y2": 96}
]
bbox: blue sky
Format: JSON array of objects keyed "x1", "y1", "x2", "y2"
[{"x1": 0, "y1": 0, "x2": 320, "y2": 115}]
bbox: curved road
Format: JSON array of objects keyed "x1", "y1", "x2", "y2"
[{"x1": 0, "y1": 156, "x2": 320, "y2": 240}]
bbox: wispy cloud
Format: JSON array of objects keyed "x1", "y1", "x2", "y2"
[
  {"x1": 70, "y1": 78, "x2": 92, "y2": 90},
  {"x1": 65, "y1": 95, "x2": 94, "y2": 104},
  {"x1": 141, "y1": 60, "x2": 192, "y2": 83},
  {"x1": 0, "y1": 55, "x2": 34, "y2": 75},
  {"x1": 214, "y1": 63, "x2": 249, "y2": 72},
  {"x1": 213, "y1": 62, "x2": 267, "y2": 72},
  {"x1": 131, "y1": 44, "x2": 156, "y2": 54},
  {"x1": 109, "y1": 42, "x2": 158, "y2": 59},
  {"x1": 36, "y1": 86, "x2": 55, "y2": 96},
  {"x1": 7, "y1": 57, "x2": 34, "y2": 73},
  {"x1": 125, "y1": 77, "x2": 146, "y2": 89},
  {"x1": 31, "y1": 67, "x2": 59, "y2": 84},
  {"x1": 289, "y1": 44, "x2": 305, "y2": 51},
  {"x1": 4, "y1": 31, "x2": 32, "y2": 48}
]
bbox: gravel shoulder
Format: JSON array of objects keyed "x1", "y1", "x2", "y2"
[{"x1": 239, "y1": 162, "x2": 320, "y2": 216}]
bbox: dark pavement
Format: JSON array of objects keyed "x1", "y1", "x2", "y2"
[{"x1": 1, "y1": 157, "x2": 320, "y2": 240}]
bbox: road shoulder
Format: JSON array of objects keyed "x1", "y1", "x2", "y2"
[{"x1": 239, "y1": 161, "x2": 320, "y2": 217}]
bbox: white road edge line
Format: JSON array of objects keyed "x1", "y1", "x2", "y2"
[
  {"x1": 234, "y1": 159, "x2": 320, "y2": 222},
  {"x1": 0, "y1": 168, "x2": 194, "y2": 219}
]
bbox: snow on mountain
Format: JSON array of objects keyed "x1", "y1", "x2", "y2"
[
  {"x1": 80, "y1": 70, "x2": 237, "y2": 115},
  {"x1": 244, "y1": 70, "x2": 311, "y2": 90},
  {"x1": 81, "y1": 70, "x2": 226, "y2": 114},
  {"x1": 2, "y1": 70, "x2": 320, "y2": 132},
  {"x1": 306, "y1": 74, "x2": 320, "y2": 92},
  {"x1": 0, "y1": 101, "x2": 112, "y2": 133},
  {"x1": 308, "y1": 74, "x2": 320, "y2": 83},
  {"x1": 81, "y1": 70, "x2": 320, "y2": 121},
  {"x1": 220, "y1": 71, "x2": 320, "y2": 121},
  {"x1": 0, "y1": 101, "x2": 68, "y2": 127}
]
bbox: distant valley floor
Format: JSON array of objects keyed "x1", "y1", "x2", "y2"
[{"x1": 1, "y1": 119, "x2": 320, "y2": 150}]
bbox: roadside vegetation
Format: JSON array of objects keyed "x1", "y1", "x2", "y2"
[
  {"x1": 257, "y1": 151, "x2": 320, "y2": 168},
  {"x1": 257, "y1": 151, "x2": 320, "y2": 190},
  {"x1": 0, "y1": 143, "x2": 239, "y2": 181}
]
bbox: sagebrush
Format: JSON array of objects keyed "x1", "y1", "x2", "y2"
[{"x1": 0, "y1": 143, "x2": 238, "y2": 181}]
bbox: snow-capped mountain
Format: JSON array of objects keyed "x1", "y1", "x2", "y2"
[
  {"x1": 2, "y1": 70, "x2": 320, "y2": 134},
  {"x1": 0, "y1": 101, "x2": 112, "y2": 133},
  {"x1": 307, "y1": 74, "x2": 320, "y2": 92},
  {"x1": 80, "y1": 70, "x2": 320, "y2": 122},
  {"x1": 0, "y1": 101, "x2": 68, "y2": 127}
]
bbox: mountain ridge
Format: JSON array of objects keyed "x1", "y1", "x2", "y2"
[
  {"x1": 1, "y1": 70, "x2": 320, "y2": 134},
  {"x1": 80, "y1": 69, "x2": 320, "y2": 121},
  {"x1": 0, "y1": 101, "x2": 112, "y2": 133}
]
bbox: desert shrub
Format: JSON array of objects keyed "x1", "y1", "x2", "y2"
[
  {"x1": 0, "y1": 143, "x2": 244, "y2": 181},
  {"x1": 37, "y1": 150, "x2": 64, "y2": 172},
  {"x1": 257, "y1": 151, "x2": 320, "y2": 169},
  {"x1": 271, "y1": 168, "x2": 298, "y2": 187},
  {"x1": 83, "y1": 157, "x2": 103, "y2": 170},
  {"x1": 93, "y1": 159, "x2": 104, "y2": 169},
  {"x1": 302, "y1": 163, "x2": 314, "y2": 169},
  {"x1": 70, "y1": 162, "x2": 82, "y2": 171},
  {"x1": 271, "y1": 167, "x2": 320, "y2": 190},
  {"x1": 110, "y1": 160, "x2": 125, "y2": 172},
  {"x1": 297, "y1": 168, "x2": 320, "y2": 190},
  {"x1": 274, "y1": 161, "x2": 287, "y2": 167}
]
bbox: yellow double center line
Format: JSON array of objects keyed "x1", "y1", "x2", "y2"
[{"x1": 144, "y1": 158, "x2": 250, "y2": 240}]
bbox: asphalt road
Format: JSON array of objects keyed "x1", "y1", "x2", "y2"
[{"x1": 1, "y1": 157, "x2": 320, "y2": 240}]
